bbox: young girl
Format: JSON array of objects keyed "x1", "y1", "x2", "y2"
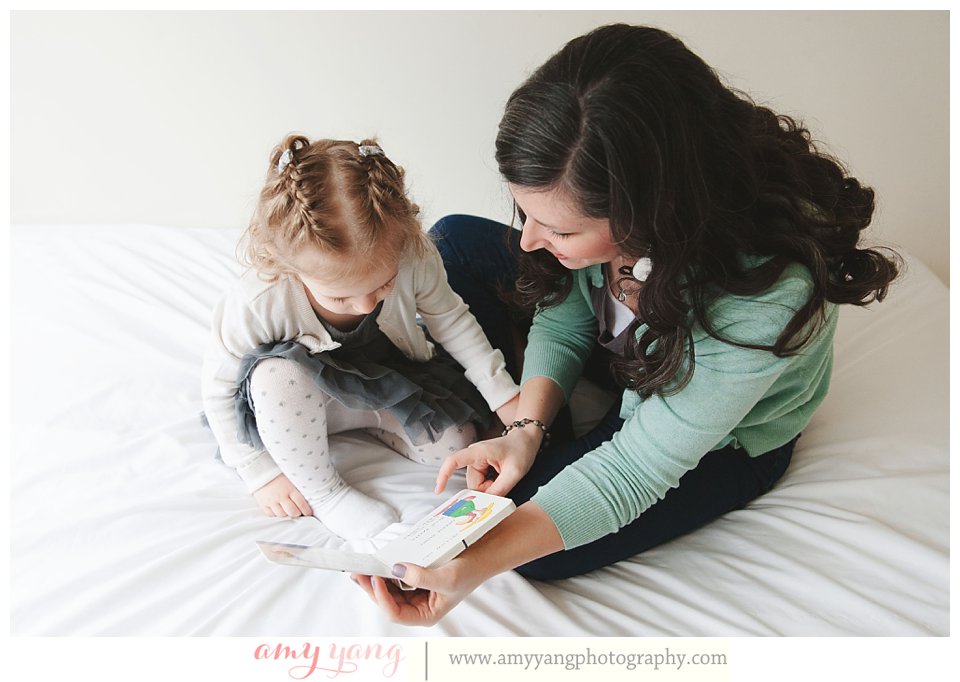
[{"x1": 201, "y1": 135, "x2": 519, "y2": 540}]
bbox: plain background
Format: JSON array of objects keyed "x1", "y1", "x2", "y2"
[{"x1": 9, "y1": 10, "x2": 950, "y2": 284}]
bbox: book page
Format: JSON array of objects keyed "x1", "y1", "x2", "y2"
[
  {"x1": 256, "y1": 541, "x2": 391, "y2": 577},
  {"x1": 254, "y1": 491, "x2": 514, "y2": 577},
  {"x1": 375, "y1": 491, "x2": 515, "y2": 568}
]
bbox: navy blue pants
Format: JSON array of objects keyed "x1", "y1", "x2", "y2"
[{"x1": 430, "y1": 214, "x2": 795, "y2": 580}]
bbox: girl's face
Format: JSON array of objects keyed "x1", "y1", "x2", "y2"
[
  {"x1": 509, "y1": 184, "x2": 620, "y2": 269},
  {"x1": 293, "y1": 247, "x2": 399, "y2": 316}
]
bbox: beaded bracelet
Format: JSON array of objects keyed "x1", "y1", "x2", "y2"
[{"x1": 501, "y1": 418, "x2": 551, "y2": 451}]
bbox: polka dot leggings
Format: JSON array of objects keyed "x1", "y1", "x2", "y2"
[{"x1": 249, "y1": 357, "x2": 477, "y2": 539}]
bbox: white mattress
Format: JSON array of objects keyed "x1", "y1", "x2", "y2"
[{"x1": 9, "y1": 223, "x2": 949, "y2": 637}]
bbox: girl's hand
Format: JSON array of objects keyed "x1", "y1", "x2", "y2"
[
  {"x1": 436, "y1": 427, "x2": 542, "y2": 496},
  {"x1": 351, "y1": 556, "x2": 484, "y2": 626},
  {"x1": 253, "y1": 474, "x2": 313, "y2": 518}
]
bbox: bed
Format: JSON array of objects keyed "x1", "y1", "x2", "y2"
[{"x1": 9, "y1": 222, "x2": 949, "y2": 637}]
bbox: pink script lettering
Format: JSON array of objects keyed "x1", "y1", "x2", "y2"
[{"x1": 254, "y1": 641, "x2": 405, "y2": 679}]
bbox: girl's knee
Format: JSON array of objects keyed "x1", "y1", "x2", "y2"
[
  {"x1": 250, "y1": 357, "x2": 323, "y2": 406},
  {"x1": 249, "y1": 357, "x2": 293, "y2": 389},
  {"x1": 446, "y1": 420, "x2": 477, "y2": 449}
]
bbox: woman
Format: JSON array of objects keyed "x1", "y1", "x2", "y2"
[{"x1": 352, "y1": 23, "x2": 899, "y2": 624}]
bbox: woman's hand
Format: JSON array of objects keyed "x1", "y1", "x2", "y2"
[
  {"x1": 351, "y1": 558, "x2": 483, "y2": 627},
  {"x1": 351, "y1": 502, "x2": 564, "y2": 627},
  {"x1": 436, "y1": 426, "x2": 543, "y2": 496},
  {"x1": 253, "y1": 474, "x2": 312, "y2": 518},
  {"x1": 445, "y1": 377, "x2": 562, "y2": 495}
]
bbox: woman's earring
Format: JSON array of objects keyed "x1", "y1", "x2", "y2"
[
  {"x1": 632, "y1": 257, "x2": 653, "y2": 282},
  {"x1": 615, "y1": 256, "x2": 652, "y2": 303}
]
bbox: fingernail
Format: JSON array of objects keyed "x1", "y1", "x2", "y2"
[{"x1": 391, "y1": 564, "x2": 406, "y2": 579}]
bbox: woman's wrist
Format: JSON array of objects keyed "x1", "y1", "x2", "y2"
[
  {"x1": 459, "y1": 501, "x2": 564, "y2": 577},
  {"x1": 504, "y1": 421, "x2": 545, "y2": 456},
  {"x1": 494, "y1": 394, "x2": 520, "y2": 426},
  {"x1": 502, "y1": 418, "x2": 550, "y2": 453}
]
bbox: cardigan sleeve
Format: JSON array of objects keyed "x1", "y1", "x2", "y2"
[
  {"x1": 531, "y1": 266, "x2": 820, "y2": 548},
  {"x1": 200, "y1": 289, "x2": 283, "y2": 492},
  {"x1": 532, "y1": 334, "x2": 794, "y2": 548},
  {"x1": 412, "y1": 244, "x2": 519, "y2": 411},
  {"x1": 520, "y1": 270, "x2": 598, "y2": 401}
]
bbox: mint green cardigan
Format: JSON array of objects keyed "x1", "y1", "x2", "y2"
[{"x1": 524, "y1": 261, "x2": 837, "y2": 549}]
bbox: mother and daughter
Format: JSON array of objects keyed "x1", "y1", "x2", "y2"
[{"x1": 202, "y1": 23, "x2": 899, "y2": 625}]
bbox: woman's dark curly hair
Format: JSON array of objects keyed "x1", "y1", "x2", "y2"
[{"x1": 495, "y1": 23, "x2": 901, "y2": 398}]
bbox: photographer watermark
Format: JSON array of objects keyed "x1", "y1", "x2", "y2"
[{"x1": 253, "y1": 640, "x2": 405, "y2": 679}]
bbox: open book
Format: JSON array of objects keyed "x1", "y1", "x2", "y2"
[{"x1": 256, "y1": 490, "x2": 515, "y2": 587}]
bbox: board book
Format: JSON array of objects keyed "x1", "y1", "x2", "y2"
[{"x1": 256, "y1": 490, "x2": 515, "y2": 587}]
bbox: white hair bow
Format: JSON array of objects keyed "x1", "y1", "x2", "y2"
[
  {"x1": 277, "y1": 149, "x2": 294, "y2": 173},
  {"x1": 358, "y1": 144, "x2": 385, "y2": 158}
]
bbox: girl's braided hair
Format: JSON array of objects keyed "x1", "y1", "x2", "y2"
[{"x1": 243, "y1": 134, "x2": 428, "y2": 280}]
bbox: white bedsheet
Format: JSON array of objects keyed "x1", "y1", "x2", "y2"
[{"x1": 8, "y1": 224, "x2": 949, "y2": 636}]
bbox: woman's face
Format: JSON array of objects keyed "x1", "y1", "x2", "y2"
[{"x1": 509, "y1": 184, "x2": 620, "y2": 269}]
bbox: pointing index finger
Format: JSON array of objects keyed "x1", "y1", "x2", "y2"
[
  {"x1": 435, "y1": 455, "x2": 460, "y2": 495},
  {"x1": 435, "y1": 447, "x2": 480, "y2": 494}
]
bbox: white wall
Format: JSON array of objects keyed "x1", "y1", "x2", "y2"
[{"x1": 10, "y1": 10, "x2": 949, "y2": 283}]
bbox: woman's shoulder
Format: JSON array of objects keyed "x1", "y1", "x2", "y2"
[
  {"x1": 698, "y1": 257, "x2": 820, "y2": 345},
  {"x1": 717, "y1": 255, "x2": 815, "y2": 310}
]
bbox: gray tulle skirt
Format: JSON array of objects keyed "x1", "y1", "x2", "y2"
[{"x1": 233, "y1": 304, "x2": 490, "y2": 451}]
